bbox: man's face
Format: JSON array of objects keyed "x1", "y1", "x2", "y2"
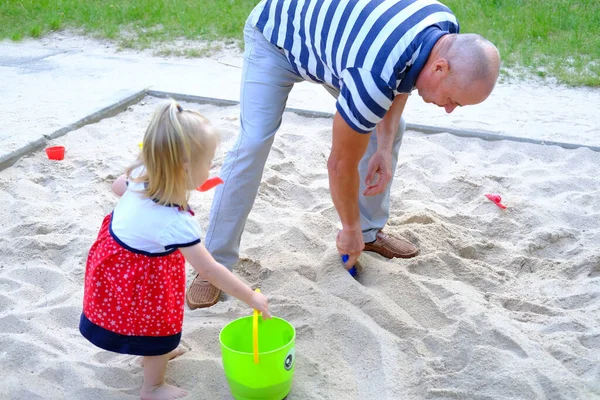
[{"x1": 416, "y1": 63, "x2": 492, "y2": 113}]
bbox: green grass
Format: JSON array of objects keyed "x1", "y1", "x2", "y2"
[
  {"x1": 444, "y1": 0, "x2": 600, "y2": 86},
  {"x1": 1, "y1": 0, "x2": 598, "y2": 86},
  {"x1": 0, "y1": 0, "x2": 257, "y2": 43}
]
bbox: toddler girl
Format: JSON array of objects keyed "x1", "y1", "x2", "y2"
[{"x1": 79, "y1": 100, "x2": 270, "y2": 400}]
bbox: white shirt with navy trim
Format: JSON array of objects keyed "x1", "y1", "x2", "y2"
[
  {"x1": 110, "y1": 167, "x2": 202, "y2": 255},
  {"x1": 250, "y1": 0, "x2": 459, "y2": 133}
]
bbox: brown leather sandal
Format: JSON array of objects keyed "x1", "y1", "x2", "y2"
[
  {"x1": 186, "y1": 275, "x2": 221, "y2": 309},
  {"x1": 363, "y1": 230, "x2": 419, "y2": 259}
]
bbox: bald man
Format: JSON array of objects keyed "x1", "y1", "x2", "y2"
[{"x1": 187, "y1": 0, "x2": 500, "y2": 308}]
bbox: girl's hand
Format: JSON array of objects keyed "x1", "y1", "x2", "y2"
[
  {"x1": 250, "y1": 292, "x2": 271, "y2": 319},
  {"x1": 181, "y1": 244, "x2": 274, "y2": 317}
]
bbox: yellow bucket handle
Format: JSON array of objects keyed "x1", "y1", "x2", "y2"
[{"x1": 253, "y1": 288, "x2": 260, "y2": 364}]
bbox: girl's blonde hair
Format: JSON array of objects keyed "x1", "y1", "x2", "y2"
[{"x1": 126, "y1": 100, "x2": 219, "y2": 209}]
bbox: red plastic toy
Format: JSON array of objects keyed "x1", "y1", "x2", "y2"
[
  {"x1": 485, "y1": 193, "x2": 507, "y2": 209},
  {"x1": 197, "y1": 177, "x2": 224, "y2": 192},
  {"x1": 46, "y1": 146, "x2": 65, "y2": 160}
]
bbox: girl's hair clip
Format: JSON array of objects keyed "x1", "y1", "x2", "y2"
[{"x1": 176, "y1": 104, "x2": 183, "y2": 113}]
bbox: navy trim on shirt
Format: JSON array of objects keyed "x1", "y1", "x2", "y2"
[
  {"x1": 79, "y1": 313, "x2": 181, "y2": 356},
  {"x1": 151, "y1": 197, "x2": 184, "y2": 209},
  {"x1": 165, "y1": 239, "x2": 201, "y2": 251},
  {"x1": 108, "y1": 212, "x2": 177, "y2": 257},
  {"x1": 397, "y1": 28, "x2": 449, "y2": 93}
]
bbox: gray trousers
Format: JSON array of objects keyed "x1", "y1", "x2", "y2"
[{"x1": 204, "y1": 21, "x2": 406, "y2": 269}]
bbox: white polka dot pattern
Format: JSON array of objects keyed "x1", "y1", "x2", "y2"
[{"x1": 83, "y1": 214, "x2": 185, "y2": 337}]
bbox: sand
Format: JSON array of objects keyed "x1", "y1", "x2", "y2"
[{"x1": 1, "y1": 92, "x2": 599, "y2": 399}]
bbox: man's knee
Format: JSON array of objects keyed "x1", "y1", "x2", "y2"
[{"x1": 235, "y1": 128, "x2": 277, "y2": 159}]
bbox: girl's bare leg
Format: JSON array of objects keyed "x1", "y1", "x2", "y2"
[
  {"x1": 140, "y1": 353, "x2": 188, "y2": 400},
  {"x1": 141, "y1": 346, "x2": 187, "y2": 366}
]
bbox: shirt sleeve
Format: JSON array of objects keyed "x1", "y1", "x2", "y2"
[
  {"x1": 336, "y1": 67, "x2": 394, "y2": 133},
  {"x1": 159, "y1": 215, "x2": 202, "y2": 250}
]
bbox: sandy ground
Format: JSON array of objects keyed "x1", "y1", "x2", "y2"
[{"x1": 0, "y1": 92, "x2": 599, "y2": 399}]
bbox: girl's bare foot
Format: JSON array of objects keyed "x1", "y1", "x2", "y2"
[
  {"x1": 141, "y1": 347, "x2": 187, "y2": 366},
  {"x1": 140, "y1": 382, "x2": 188, "y2": 400}
]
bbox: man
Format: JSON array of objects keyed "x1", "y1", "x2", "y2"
[{"x1": 186, "y1": 0, "x2": 500, "y2": 308}]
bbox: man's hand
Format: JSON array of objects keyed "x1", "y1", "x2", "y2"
[
  {"x1": 367, "y1": 93, "x2": 409, "y2": 196},
  {"x1": 337, "y1": 228, "x2": 364, "y2": 268},
  {"x1": 363, "y1": 150, "x2": 393, "y2": 196}
]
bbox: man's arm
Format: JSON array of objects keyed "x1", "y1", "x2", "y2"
[
  {"x1": 363, "y1": 93, "x2": 409, "y2": 196},
  {"x1": 328, "y1": 112, "x2": 370, "y2": 267}
]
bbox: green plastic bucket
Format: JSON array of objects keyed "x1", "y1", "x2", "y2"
[{"x1": 220, "y1": 316, "x2": 296, "y2": 400}]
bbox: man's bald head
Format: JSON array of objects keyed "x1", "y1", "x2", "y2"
[
  {"x1": 443, "y1": 33, "x2": 501, "y2": 91},
  {"x1": 414, "y1": 33, "x2": 501, "y2": 113}
]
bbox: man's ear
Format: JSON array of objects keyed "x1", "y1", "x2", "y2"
[{"x1": 433, "y1": 58, "x2": 450, "y2": 75}]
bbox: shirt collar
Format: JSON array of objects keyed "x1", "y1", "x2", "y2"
[
  {"x1": 144, "y1": 181, "x2": 194, "y2": 215},
  {"x1": 396, "y1": 28, "x2": 449, "y2": 93}
]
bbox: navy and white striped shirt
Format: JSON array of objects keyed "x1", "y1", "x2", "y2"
[{"x1": 250, "y1": 0, "x2": 459, "y2": 133}]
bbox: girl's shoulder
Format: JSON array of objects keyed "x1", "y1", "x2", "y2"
[{"x1": 125, "y1": 165, "x2": 147, "y2": 192}]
